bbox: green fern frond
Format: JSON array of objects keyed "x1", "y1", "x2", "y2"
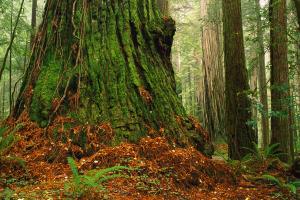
[
  {"x1": 284, "y1": 183, "x2": 297, "y2": 194},
  {"x1": 289, "y1": 181, "x2": 300, "y2": 187},
  {"x1": 65, "y1": 157, "x2": 132, "y2": 198},
  {"x1": 0, "y1": 126, "x2": 8, "y2": 137},
  {"x1": 261, "y1": 174, "x2": 282, "y2": 186},
  {"x1": 263, "y1": 143, "x2": 280, "y2": 158},
  {"x1": 91, "y1": 166, "x2": 130, "y2": 182},
  {"x1": 97, "y1": 173, "x2": 128, "y2": 183},
  {"x1": 67, "y1": 157, "x2": 80, "y2": 185}
]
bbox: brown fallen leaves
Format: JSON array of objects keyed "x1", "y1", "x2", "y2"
[{"x1": 0, "y1": 114, "x2": 296, "y2": 199}]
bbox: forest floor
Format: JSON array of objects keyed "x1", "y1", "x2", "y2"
[{"x1": 0, "y1": 115, "x2": 298, "y2": 199}]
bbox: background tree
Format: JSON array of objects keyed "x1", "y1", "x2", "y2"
[
  {"x1": 255, "y1": 0, "x2": 270, "y2": 149},
  {"x1": 200, "y1": 0, "x2": 225, "y2": 139},
  {"x1": 223, "y1": 0, "x2": 256, "y2": 159},
  {"x1": 157, "y1": 0, "x2": 169, "y2": 16},
  {"x1": 293, "y1": 0, "x2": 300, "y2": 27},
  {"x1": 30, "y1": 0, "x2": 38, "y2": 48},
  {"x1": 269, "y1": 0, "x2": 291, "y2": 162}
]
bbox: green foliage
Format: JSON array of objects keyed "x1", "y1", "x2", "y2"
[
  {"x1": 261, "y1": 174, "x2": 282, "y2": 186},
  {"x1": 260, "y1": 174, "x2": 299, "y2": 194},
  {"x1": 0, "y1": 126, "x2": 20, "y2": 156},
  {"x1": 65, "y1": 157, "x2": 131, "y2": 198},
  {"x1": 0, "y1": 187, "x2": 14, "y2": 200},
  {"x1": 0, "y1": 124, "x2": 26, "y2": 171},
  {"x1": 243, "y1": 143, "x2": 284, "y2": 163}
]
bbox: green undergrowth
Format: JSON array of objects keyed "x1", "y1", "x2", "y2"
[
  {"x1": 0, "y1": 124, "x2": 23, "y2": 157},
  {"x1": 253, "y1": 174, "x2": 300, "y2": 195},
  {"x1": 64, "y1": 157, "x2": 132, "y2": 198}
]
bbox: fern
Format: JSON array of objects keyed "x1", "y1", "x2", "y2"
[
  {"x1": 263, "y1": 143, "x2": 286, "y2": 159},
  {"x1": 0, "y1": 126, "x2": 18, "y2": 156},
  {"x1": 284, "y1": 183, "x2": 297, "y2": 194},
  {"x1": 0, "y1": 188, "x2": 14, "y2": 200},
  {"x1": 260, "y1": 174, "x2": 299, "y2": 194},
  {"x1": 0, "y1": 126, "x2": 8, "y2": 137},
  {"x1": 261, "y1": 174, "x2": 282, "y2": 186},
  {"x1": 67, "y1": 157, "x2": 80, "y2": 185},
  {"x1": 242, "y1": 142, "x2": 284, "y2": 164},
  {"x1": 65, "y1": 157, "x2": 131, "y2": 198}
]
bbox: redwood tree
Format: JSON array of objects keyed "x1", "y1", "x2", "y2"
[
  {"x1": 30, "y1": 0, "x2": 38, "y2": 48},
  {"x1": 269, "y1": 0, "x2": 290, "y2": 162},
  {"x1": 223, "y1": 0, "x2": 256, "y2": 159},
  {"x1": 200, "y1": 0, "x2": 225, "y2": 139},
  {"x1": 255, "y1": 0, "x2": 270, "y2": 149},
  {"x1": 12, "y1": 0, "x2": 212, "y2": 155}
]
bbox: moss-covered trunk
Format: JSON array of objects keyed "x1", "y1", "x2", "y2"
[{"x1": 12, "y1": 0, "x2": 212, "y2": 155}]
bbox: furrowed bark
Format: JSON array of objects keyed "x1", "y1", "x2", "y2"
[{"x1": 13, "y1": 0, "x2": 213, "y2": 156}]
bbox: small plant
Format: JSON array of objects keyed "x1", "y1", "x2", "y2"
[
  {"x1": 243, "y1": 143, "x2": 284, "y2": 162},
  {"x1": 0, "y1": 124, "x2": 23, "y2": 156},
  {"x1": 259, "y1": 174, "x2": 299, "y2": 194},
  {"x1": 241, "y1": 143, "x2": 286, "y2": 172},
  {"x1": 0, "y1": 188, "x2": 14, "y2": 200},
  {"x1": 65, "y1": 157, "x2": 131, "y2": 198}
]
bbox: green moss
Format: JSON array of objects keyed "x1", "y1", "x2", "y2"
[
  {"x1": 15, "y1": 0, "x2": 211, "y2": 156},
  {"x1": 30, "y1": 53, "x2": 61, "y2": 124}
]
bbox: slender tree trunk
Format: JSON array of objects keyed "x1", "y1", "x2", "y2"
[
  {"x1": 30, "y1": 0, "x2": 38, "y2": 48},
  {"x1": 289, "y1": 84, "x2": 295, "y2": 161},
  {"x1": 294, "y1": 0, "x2": 300, "y2": 27},
  {"x1": 249, "y1": 52, "x2": 258, "y2": 136},
  {"x1": 223, "y1": 0, "x2": 256, "y2": 160},
  {"x1": 188, "y1": 65, "x2": 193, "y2": 114},
  {"x1": 297, "y1": 38, "x2": 300, "y2": 151},
  {"x1": 2, "y1": 82, "x2": 5, "y2": 117},
  {"x1": 255, "y1": 0, "x2": 270, "y2": 148},
  {"x1": 269, "y1": 0, "x2": 290, "y2": 162},
  {"x1": 12, "y1": 0, "x2": 213, "y2": 156},
  {"x1": 157, "y1": 0, "x2": 169, "y2": 16},
  {"x1": 200, "y1": 0, "x2": 225, "y2": 139},
  {"x1": 9, "y1": 0, "x2": 13, "y2": 114}
]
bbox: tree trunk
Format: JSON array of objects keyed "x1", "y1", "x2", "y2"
[
  {"x1": 9, "y1": 0, "x2": 13, "y2": 114},
  {"x1": 289, "y1": 85, "x2": 295, "y2": 161},
  {"x1": 2, "y1": 82, "x2": 5, "y2": 118},
  {"x1": 12, "y1": 0, "x2": 213, "y2": 156},
  {"x1": 223, "y1": 0, "x2": 256, "y2": 160},
  {"x1": 157, "y1": 0, "x2": 169, "y2": 16},
  {"x1": 249, "y1": 59, "x2": 258, "y2": 136},
  {"x1": 255, "y1": 0, "x2": 269, "y2": 149},
  {"x1": 293, "y1": 0, "x2": 300, "y2": 28},
  {"x1": 269, "y1": 0, "x2": 290, "y2": 162},
  {"x1": 200, "y1": 0, "x2": 225, "y2": 139},
  {"x1": 30, "y1": 0, "x2": 38, "y2": 48}
]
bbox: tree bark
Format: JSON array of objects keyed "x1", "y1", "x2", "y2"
[
  {"x1": 255, "y1": 0, "x2": 270, "y2": 149},
  {"x1": 157, "y1": 0, "x2": 169, "y2": 16},
  {"x1": 200, "y1": 0, "x2": 225, "y2": 139},
  {"x1": 249, "y1": 58, "x2": 258, "y2": 136},
  {"x1": 30, "y1": 0, "x2": 38, "y2": 48},
  {"x1": 12, "y1": 0, "x2": 213, "y2": 156},
  {"x1": 9, "y1": 0, "x2": 13, "y2": 114},
  {"x1": 223, "y1": 0, "x2": 256, "y2": 160},
  {"x1": 293, "y1": 0, "x2": 300, "y2": 28},
  {"x1": 269, "y1": 0, "x2": 290, "y2": 162}
]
